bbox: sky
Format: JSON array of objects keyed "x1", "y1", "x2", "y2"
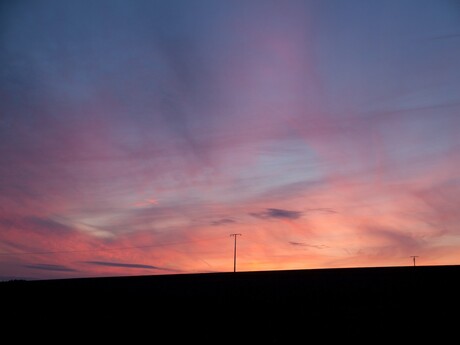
[{"x1": 0, "y1": 0, "x2": 459, "y2": 280}]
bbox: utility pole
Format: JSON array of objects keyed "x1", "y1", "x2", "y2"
[
  {"x1": 230, "y1": 233, "x2": 242, "y2": 272},
  {"x1": 410, "y1": 255, "x2": 419, "y2": 267}
]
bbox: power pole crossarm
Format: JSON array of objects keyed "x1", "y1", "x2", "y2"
[{"x1": 230, "y1": 233, "x2": 242, "y2": 272}]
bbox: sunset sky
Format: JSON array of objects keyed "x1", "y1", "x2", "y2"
[{"x1": 1, "y1": 0, "x2": 459, "y2": 280}]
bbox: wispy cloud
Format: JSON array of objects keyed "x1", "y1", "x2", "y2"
[
  {"x1": 288, "y1": 242, "x2": 328, "y2": 249},
  {"x1": 210, "y1": 218, "x2": 236, "y2": 226},
  {"x1": 250, "y1": 208, "x2": 303, "y2": 220},
  {"x1": 0, "y1": 216, "x2": 74, "y2": 236},
  {"x1": 305, "y1": 208, "x2": 338, "y2": 214},
  {"x1": 83, "y1": 261, "x2": 159, "y2": 270},
  {"x1": 24, "y1": 264, "x2": 77, "y2": 272}
]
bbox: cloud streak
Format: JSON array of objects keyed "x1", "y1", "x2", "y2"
[
  {"x1": 210, "y1": 218, "x2": 236, "y2": 226},
  {"x1": 24, "y1": 264, "x2": 77, "y2": 272},
  {"x1": 83, "y1": 261, "x2": 160, "y2": 270},
  {"x1": 250, "y1": 209, "x2": 303, "y2": 220},
  {"x1": 289, "y1": 242, "x2": 329, "y2": 249}
]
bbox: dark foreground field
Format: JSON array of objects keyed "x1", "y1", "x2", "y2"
[{"x1": 2, "y1": 265, "x2": 459, "y2": 342}]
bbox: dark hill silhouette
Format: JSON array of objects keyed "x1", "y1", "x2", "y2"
[{"x1": 2, "y1": 265, "x2": 459, "y2": 342}]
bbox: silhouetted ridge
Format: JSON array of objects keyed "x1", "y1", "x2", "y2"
[{"x1": 3, "y1": 265, "x2": 459, "y2": 342}]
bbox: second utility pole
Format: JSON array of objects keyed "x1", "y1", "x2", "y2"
[{"x1": 230, "y1": 233, "x2": 242, "y2": 272}]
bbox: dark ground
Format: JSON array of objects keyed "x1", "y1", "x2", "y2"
[{"x1": 2, "y1": 265, "x2": 459, "y2": 342}]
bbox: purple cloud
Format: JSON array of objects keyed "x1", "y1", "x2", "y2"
[
  {"x1": 24, "y1": 264, "x2": 77, "y2": 272},
  {"x1": 250, "y1": 209, "x2": 303, "y2": 220},
  {"x1": 83, "y1": 261, "x2": 160, "y2": 270},
  {"x1": 210, "y1": 218, "x2": 236, "y2": 226}
]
